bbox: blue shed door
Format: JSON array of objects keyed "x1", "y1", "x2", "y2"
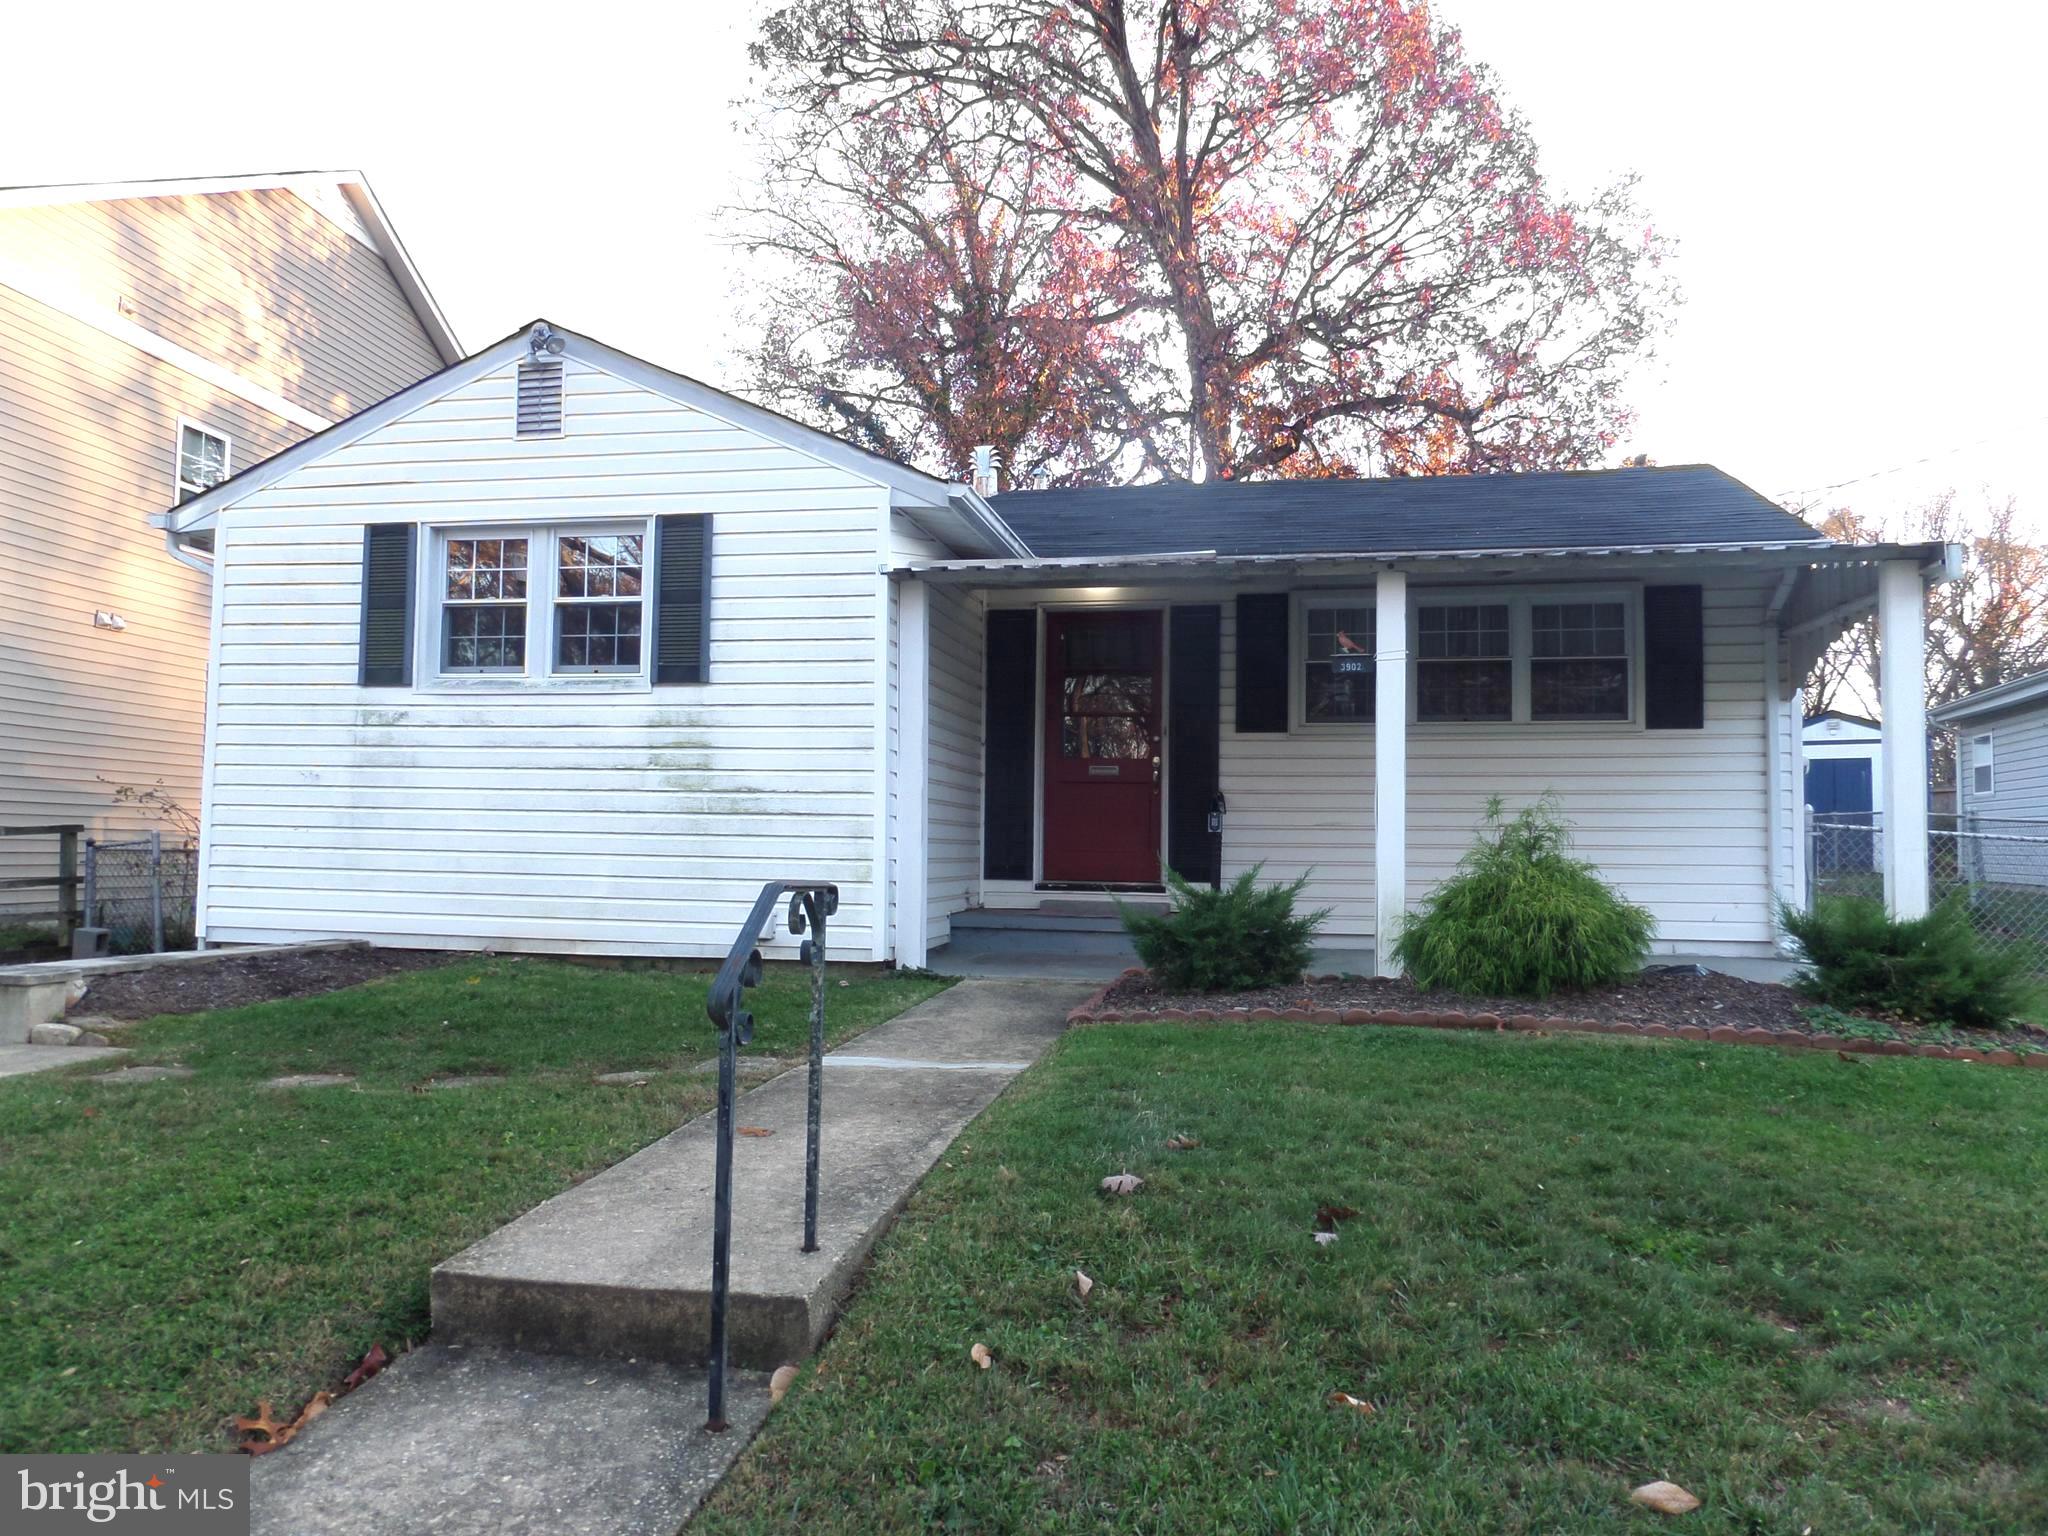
[{"x1": 1805, "y1": 757, "x2": 1873, "y2": 816}]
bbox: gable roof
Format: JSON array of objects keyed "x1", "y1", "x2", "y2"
[
  {"x1": 0, "y1": 170, "x2": 462, "y2": 364},
  {"x1": 989, "y1": 464, "x2": 1824, "y2": 560},
  {"x1": 1929, "y1": 668, "x2": 2048, "y2": 725},
  {"x1": 155, "y1": 320, "x2": 1029, "y2": 559}
]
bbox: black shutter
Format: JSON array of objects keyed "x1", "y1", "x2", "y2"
[
  {"x1": 1644, "y1": 584, "x2": 1705, "y2": 730},
  {"x1": 653, "y1": 514, "x2": 711, "y2": 684},
  {"x1": 982, "y1": 609, "x2": 1036, "y2": 880},
  {"x1": 357, "y1": 523, "x2": 415, "y2": 687},
  {"x1": 1234, "y1": 593, "x2": 1289, "y2": 733},
  {"x1": 1167, "y1": 605, "x2": 1222, "y2": 887}
]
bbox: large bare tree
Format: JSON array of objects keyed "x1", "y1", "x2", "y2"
[{"x1": 739, "y1": 0, "x2": 1678, "y2": 483}]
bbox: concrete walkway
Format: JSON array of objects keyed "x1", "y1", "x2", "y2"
[
  {"x1": 0, "y1": 1043, "x2": 128, "y2": 1078},
  {"x1": 252, "y1": 978, "x2": 1092, "y2": 1536}
]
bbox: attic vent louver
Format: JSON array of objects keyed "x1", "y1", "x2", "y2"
[{"x1": 516, "y1": 360, "x2": 564, "y2": 438}]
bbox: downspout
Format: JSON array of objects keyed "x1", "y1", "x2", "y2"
[{"x1": 1763, "y1": 570, "x2": 1799, "y2": 950}]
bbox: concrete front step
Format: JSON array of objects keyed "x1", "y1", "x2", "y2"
[
  {"x1": 430, "y1": 979, "x2": 1090, "y2": 1372},
  {"x1": 252, "y1": 1344, "x2": 773, "y2": 1536}
]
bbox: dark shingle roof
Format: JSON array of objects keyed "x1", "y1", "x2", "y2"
[{"x1": 988, "y1": 464, "x2": 1818, "y2": 560}]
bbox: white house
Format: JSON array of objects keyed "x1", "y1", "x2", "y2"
[{"x1": 157, "y1": 322, "x2": 1958, "y2": 974}]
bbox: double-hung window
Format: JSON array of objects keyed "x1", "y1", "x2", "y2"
[
  {"x1": 553, "y1": 532, "x2": 645, "y2": 671},
  {"x1": 1301, "y1": 600, "x2": 1376, "y2": 723},
  {"x1": 176, "y1": 422, "x2": 230, "y2": 503},
  {"x1": 433, "y1": 524, "x2": 649, "y2": 683},
  {"x1": 441, "y1": 537, "x2": 530, "y2": 671},
  {"x1": 1973, "y1": 734, "x2": 1995, "y2": 796},
  {"x1": 1416, "y1": 603, "x2": 1512, "y2": 721},
  {"x1": 1530, "y1": 600, "x2": 1630, "y2": 721}
]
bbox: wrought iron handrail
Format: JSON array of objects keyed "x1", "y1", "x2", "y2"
[{"x1": 702, "y1": 879, "x2": 839, "y2": 1433}]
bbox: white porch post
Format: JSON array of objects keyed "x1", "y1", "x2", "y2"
[
  {"x1": 1374, "y1": 568, "x2": 1408, "y2": 976},
  {"x1": 896, "y1": 579, "x2": 932, "y2": 967},
  {"x1": 1877, "y1": 558, "x2": 1929, "y2": 918}
]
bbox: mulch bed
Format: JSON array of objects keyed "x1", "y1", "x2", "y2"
[
  {"x1": 77, "y1": 946, "x2": 456, "y2": 1020},
  {"x1": 1074, "y1": 967, "x2": 2048, "y2": 1068}
]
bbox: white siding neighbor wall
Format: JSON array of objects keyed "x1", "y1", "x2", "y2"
[{"x1": 199, "y1": 357, "x2": 893, "y2": 958}]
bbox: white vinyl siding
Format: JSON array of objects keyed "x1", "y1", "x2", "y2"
[
  {"x1": 199, "y1": 356, "x2": 895, "y2": 959},
  {"x1": 1218, "y1": 578, "x2": 1777, "y2": 953}
]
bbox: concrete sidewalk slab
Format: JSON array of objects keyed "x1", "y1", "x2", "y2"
[
  {"x1": 432, "y1": 979, "x2": 1089, "y2": 1372},
  {"x1": 0, "y1": 1043, "x2": 128, "y2": 1079},
  {"x1": 250, "y1": 1344, "x2": 772, "y2": 1536}
]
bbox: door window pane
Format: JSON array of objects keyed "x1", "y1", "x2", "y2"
[{"x1": 1060, "y1": 672, "x2": 1152, "y2": 758}]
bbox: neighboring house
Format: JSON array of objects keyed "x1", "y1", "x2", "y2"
[
  {"x1": 1931, "y1": 669, "x2": 2048, "y2": 887},
  {"x1": 158, "y1": 321, "x2": 1958, "y2": 973},
  {"x1": 0, "y1": 171, "x2": 458, "y2": 917},
  {"x1": 1802, "y1": 710, "x2": 1883, "y2": 819},
  {"x1": 1802, "y1": 710, "x2": 1883, "y2": 877}
]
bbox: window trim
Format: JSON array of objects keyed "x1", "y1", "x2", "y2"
[
  {"x1": 418, "y1": 518, "x2": 654, "y2": 692},
  {"x1": 174, "y1": 417, "x2": 231, "y2": 504},
  {"x1": 1291, "y1": 591, "x2": 1379, "y2": 730},
  {"x1": 1973, "y1": 732, "x2": 1995, "y2": 796}
]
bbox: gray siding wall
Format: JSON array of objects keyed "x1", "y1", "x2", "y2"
[{"x1": 1956, "y1": 700, "x2": 2048, "y2": 888}]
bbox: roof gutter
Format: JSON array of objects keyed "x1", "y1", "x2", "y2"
[{"x1": 944, "y1": 484, "x2": 1034, "y2": 559}]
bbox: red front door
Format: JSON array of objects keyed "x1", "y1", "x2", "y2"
[{"x1": 1042, "y1": 610, "x2": 1163, "y2": 885}]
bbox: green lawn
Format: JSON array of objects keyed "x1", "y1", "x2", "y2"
[
  {"x1": 0, "y1": 956, "x2": 948, "y2": 1454},
  {"x1": 702, "y1": 1022, "x2": 2048, "y2": 1534}
]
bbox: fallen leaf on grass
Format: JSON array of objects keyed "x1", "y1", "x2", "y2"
[
  {"x1": 769, "y1": 1364, "x2": 799, "y2": 1403},
  {"x1": 1327, "y1": 1392, "x2": 1375, "y2": 1414},
  {"x1": 1312, "y1": 1231, "x2": 1339, "y2": 1247},
  {"x1": 1837, "y1": 1051, "x2": 1863, "y2": 1065},
  {"x1": 1314, "y1": 1203, "x2": 1360, "y2": 1232},
  {"x1": 1165, "y1": 1135, "x2": 1201, "y2": 1151},
  {"x1": 970, "y1": 1343, "x2": 993, "y2": 1370},
  {"x1": 235, "y1": 1393, "x2": 332, "y2": 1456},
  {"x1": 341, "y1": 1343, "x2": 390, "y2": 1393},
  {"x1": 1100, "y1": 1173, "x2": 1143, "y2": 1196},
  {"x1": 1074, "y1": 1270, "x2": 1094, "y2": 1299},
  {"x1": 737, "y1": 1126, "x2": 775, "y2": 1138},
  {"x1": 1630, "y1": 1481, "x2": 1702, "y2": 1514}
]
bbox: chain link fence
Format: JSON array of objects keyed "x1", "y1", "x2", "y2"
[
  {"x1": 1808, "y1": 812, "x2": 2048, "y2": 981},
  {"x1": 83, "y1": 834, "x2": 198, "y2": 954}
]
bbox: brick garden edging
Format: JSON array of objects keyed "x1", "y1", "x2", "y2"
[{"x1": 1063, "y1": 972, "x2": 2045, "y2": 1070}]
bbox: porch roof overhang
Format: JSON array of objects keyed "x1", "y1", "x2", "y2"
[{"x1": 891, "y1": 537, "x2": 1960, "y2": 592}]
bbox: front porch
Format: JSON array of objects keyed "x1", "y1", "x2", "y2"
[{"x1": 889, "y1": 536, "x2": 1955, "y2": 978}]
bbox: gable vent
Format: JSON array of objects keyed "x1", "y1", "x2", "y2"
[{"x1": 516, "y1": 360, "x2": 564, "y2": 438}]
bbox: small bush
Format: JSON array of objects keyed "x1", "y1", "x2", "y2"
[
  {"x1": 1120, "y1": 866, "x2": 1330, "y2": 992},
  {"x1": 1781, "y1": 894, "x2": 2025, "y2": 1028},
  {"x1": 1393, "y1": 795, "x2": 1653, "y2": 998}
]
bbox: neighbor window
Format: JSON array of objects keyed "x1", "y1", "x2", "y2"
[
  {"x1": 554, "y1": 532, "x2": 645, "y2": 672},
  {"x1": 1416, "y1": 603, "x2": 1512, "y2": 721},
  {"x1": 1302, "y1": 602, "x2": 1375, "y2": 723},
  {"x1": 1974, "y1": 733, "x2": 1995, "y2": 795},
  {"x1": 176, "y1": 423, "x2": 229, "y2": 502},
  {"x1": 441, "y1": 537, "x2": 530, "y2": 671},
  {"x1": 1530, "y1": 600, "x2": 1630, "y2": 720}
]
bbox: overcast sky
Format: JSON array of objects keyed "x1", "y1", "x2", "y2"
[{"x1": 7, "y1": 1, "x2": 2041, "y2": 531}]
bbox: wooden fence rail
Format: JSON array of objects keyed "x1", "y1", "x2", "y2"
[{"x1": 0, "y1": 824, "x2": 83, "y2": 944}]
